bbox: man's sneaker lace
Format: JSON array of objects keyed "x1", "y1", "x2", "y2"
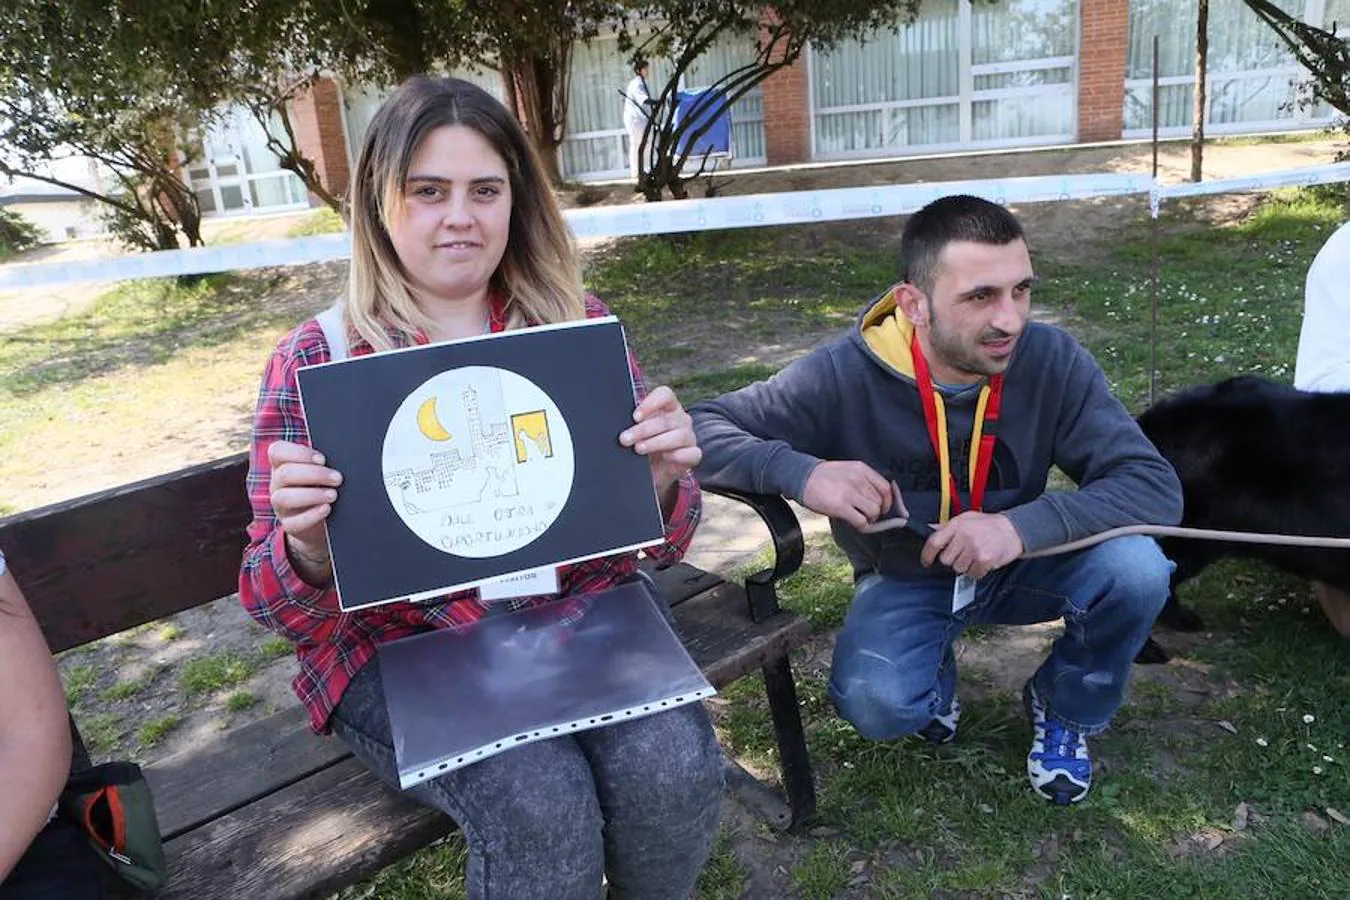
[
  {"x1": 917, "y1": 695, "x2": 961, "y2": 745},
  {"x1": 1023, "y1": 681, "x2": 1091, "y2": 805}
]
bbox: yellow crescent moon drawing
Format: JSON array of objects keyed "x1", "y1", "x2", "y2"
[{"x1": 416, "y1": 396, "x2": 453, "y2": 442}]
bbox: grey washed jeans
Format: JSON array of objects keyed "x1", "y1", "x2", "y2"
[{"x1": 331, "y1": 651, "x2": 724, "y2": 900}]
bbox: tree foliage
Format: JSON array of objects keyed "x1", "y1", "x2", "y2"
[
  {"x1": 0, "y1": 1, "x2": 205, "y2": 250},
  {"x1": 1243, "y1": 0, "x2": 1349, "y2": 135},
  {"x1": 184, "y1": 1, "x2": 611, "y2": 190},
  {"x1": 0, "y1": 206, "x2": 42, "y2": 259},
  {"x1": 94, "y1": 1, "x2": 368, "y2": 214},
  {"x1": 618, "y1": 0, "x2": 925, "y2": 200}
]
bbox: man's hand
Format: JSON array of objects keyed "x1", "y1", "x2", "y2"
[
  {"x1": 921, "y1": 511, "x2": 1024, "y2": 579},
  {"x1": 802, "y1": 461, "x2": 897, "y2": 531}
]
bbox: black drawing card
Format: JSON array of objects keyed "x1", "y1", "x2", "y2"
[{"x1": 295, "y1": 316, "x2": 665, "y2": 611}]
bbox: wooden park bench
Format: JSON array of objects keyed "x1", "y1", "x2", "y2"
[{"x1": 0, "y1": 454, "x2": 817, "y2": 899}]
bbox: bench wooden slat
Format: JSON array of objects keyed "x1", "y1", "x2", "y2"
[
  {"x1": 159, "y1": 757, "x2": 449, "y2": 900},
  {"x1": 0, "y1": 454, "x2": 251, "y2": 652},
  {"x1": 145, "y1": 705, "x2": 350, "y2": 841},
  {"x1": 672, "y1": 583, "x2": 811, "y2": 687},
  {"x1": 646, "y1": 562, "x2": 724, "y2": 606}
]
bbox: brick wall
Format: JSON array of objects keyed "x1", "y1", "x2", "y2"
[
  {"x1": 290, "y1": 77, "x2": 351, "y2": 204},
  {"x1": 760, "y1": 10, "x2": 812, "y2": 166},
  {"x1": 1077, "y1": 0, "x2": 1130, "y2": 143},
  {"x1": 762, "y1": 61, "x2": 812, "y2": 165}
]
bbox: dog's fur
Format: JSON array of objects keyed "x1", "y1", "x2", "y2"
[{"x1": 1134, "y1": 375, "x2": 1350, "y2": 662}]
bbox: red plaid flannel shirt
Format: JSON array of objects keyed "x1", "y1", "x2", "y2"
[{"x1": 239, "y1": 295, "x2": 701, "y2": 733}]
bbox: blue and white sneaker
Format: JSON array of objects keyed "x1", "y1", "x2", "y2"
[
  {"x1": 917, "y1": 695, "x2": 962, "y2": 744},
  {"x1": 1023, "y1": 681, "x2": 1091, "y2": 805}
]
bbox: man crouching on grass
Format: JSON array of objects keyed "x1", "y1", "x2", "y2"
[{"x1": 690, "y1": 195, "x2": 1182, "y2": 805}]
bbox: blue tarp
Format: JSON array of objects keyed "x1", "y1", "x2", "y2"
[{"x1": 673, "y1": 88, "x2": 732, "y2": 158}]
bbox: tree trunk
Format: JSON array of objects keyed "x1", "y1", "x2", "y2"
[
  {"x1": 1191, "y1": 0, "x2": 1209, "y2": 183},
  {"x1": 507, "y1": 54, "x2": 563, "y2": 183},
  {"x1": 531, "y1": 129, "x2": 562, "y2": 183},
  {"x1": 501, "y1": 68, "x2": 520, "y2": 119},
  {"x1": 258, "y1": 101, "x2": 344, "y2": 215},
  {"x1": 154, "y1": 175, "x2": 203, "y2": 248}
]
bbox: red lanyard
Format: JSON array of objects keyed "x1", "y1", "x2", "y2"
[{"x1": 910, "y1": 332, "x2": 1004, "y2": 523}]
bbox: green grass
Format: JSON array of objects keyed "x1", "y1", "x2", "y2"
[
  {"x1": 287, "y1": 207, "x2": 347, "y2": 238},
  {"x1": 670, "y1": 363, "x2": 782, "y2": 405},
  {"x1": 333, "y1": 837, "x2": 469, "y2": 899},
  {"x1": 79, "y1": 712, "x2": 125, "y2": 756},
  {"x1": 0, "y1": 259, "x2": 341, "y2": 515},
  {"x1": 257, "y1": 635, "x2": 294, "y2": 660},
  {"x1": 791, "y1": 840, "x2": 853, "y2": 899},
  {"x1": 137, "y1": 713, "x2": 182, "y2": 747},
  {"x1": 0, "y1": 273, "x2": 272, "y2": 398},
  {"x1": 100, "y1": 678, "x2": 146, "y2": 702},
  {"x1": 694, "y1": 831, "x2": 748, "y2": 900},
  {"x1": 1036, "y1": 190, "x2": 1347, "y2": 410},
  {"x1": 585, "y1": 227, "x2": 889, "y2": 370},
  {"x1": 156, "y1": 623, "x2": 185, "y2": 642},
  {"x1": 62, "y1": 663, "x2": 98, "y2": 705},
  {"x1": 225, "y1": 691, "x2": 259, "y2": 712},
  {"x1": 714, "y1": 540, "x2": 1350, "y2": 899},
  {"x1": 179, "y1": 651, "x2": 257, "y2": 696}
]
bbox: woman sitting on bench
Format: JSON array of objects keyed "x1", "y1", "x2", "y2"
[
  {"x1": 0, "y1": 552, "x2": 105, "y2": 900},
  {"x1": 239, "y1": 76, "x2": 722, "y2": 899}
]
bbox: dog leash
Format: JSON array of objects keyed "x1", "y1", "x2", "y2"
[
  {"x1": 858, "y1": 517, "x2": 1350, "y2": 558},
  {"x1": 1019, "y1": 524, "x2": 1350, "y2": 559}
]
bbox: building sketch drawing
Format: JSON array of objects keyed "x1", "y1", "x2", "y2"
[
  {"x1": 382, "y1": 366, "x2": 575, "y2": 559},
  {"x1": 386, "y1": 378, "x2": 519, "y2": 515},
  {"x1": 511, "y1": 410, "x2": 553, "y2": 463}
]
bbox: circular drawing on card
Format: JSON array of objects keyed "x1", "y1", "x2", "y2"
[{"x1": 381, "y1": 366, "x2": 574, "y2": 558}]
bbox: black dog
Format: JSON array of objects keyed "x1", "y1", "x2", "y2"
[{"x1": 1134, "y1": 375, "x2": 1350, "y2": 662}]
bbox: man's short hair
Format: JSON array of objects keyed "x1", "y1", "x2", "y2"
[
  {"x1": 900, "y1": 195, "x2": 1025, "y2": 294},
  {"x1": 633, "y1": 59, "x2": 648, "y2": 74}
]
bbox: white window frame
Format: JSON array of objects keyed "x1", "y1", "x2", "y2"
[
  {"x1": 187, "y1": 115, "x2": 310, "y2": 219},
  {"x1": 807, "y1": 1, "x2": 1079, "y2": 163},
  {"x1": 1122, "y1": 1, "x2": 1347, "y2": 139}
]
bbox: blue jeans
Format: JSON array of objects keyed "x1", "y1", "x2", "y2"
[
  {"x1": 828, "y1": 535, "x2": 1172, "y2": 738},
  {"x1": 332, "y1": 652, "x2": 724, "y2": 900}
]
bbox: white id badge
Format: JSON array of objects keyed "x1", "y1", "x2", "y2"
[
  {"x1": 478, "y1": 566, "x2": 561, "y2": 602},
  {"x1": 952, "y1": 574, "x2": 978, "y2": 614}
]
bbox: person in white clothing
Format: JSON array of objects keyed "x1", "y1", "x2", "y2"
[
  {"x1": 1294, "y1": 220, "x2": 1350, "y2": 636},
  {"x1": 623, "y1": 59, "x2": 654, "y2": 184},
  {"x1": 1294, "y1": 221, "x2": 1350, "y2": 393}
]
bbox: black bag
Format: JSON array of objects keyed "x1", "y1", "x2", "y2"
[{"x1": 59, "y1": 761, "x2": 167, "y2": 894}]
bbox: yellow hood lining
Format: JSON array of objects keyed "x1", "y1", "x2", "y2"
[{"x1": 860, "y1": 288, "x2": 918, "y2": 379}]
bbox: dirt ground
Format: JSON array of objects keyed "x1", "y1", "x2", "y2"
[{"x1": 3, "y1": 136, "x2": 1343, "y2": 891}]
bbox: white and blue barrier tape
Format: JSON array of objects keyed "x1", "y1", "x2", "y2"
[{"x1": 2, "y1": 162, "x2": 1348, "y2": 292}]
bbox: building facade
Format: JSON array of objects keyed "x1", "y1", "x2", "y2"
[{"x1": 198, "y1": 0, "x2": 1349, "y2": 218}]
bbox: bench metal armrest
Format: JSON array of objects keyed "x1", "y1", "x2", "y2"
[{"x1": 703, "y1": 485, "x2": 804, "y2": 622}]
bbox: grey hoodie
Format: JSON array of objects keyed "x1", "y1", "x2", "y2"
[{"x1": 690, "y1": 292, "x2": 1183, "y2": 581}]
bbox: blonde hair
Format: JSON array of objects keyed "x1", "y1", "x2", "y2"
[{"x1": 344, "y1": 76, "x2": 584, "y2": 350}]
